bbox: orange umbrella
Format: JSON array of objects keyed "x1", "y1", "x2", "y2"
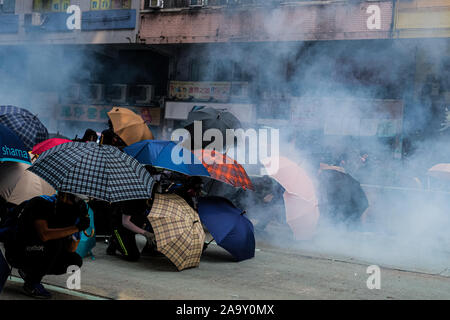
[
  {"x1": 193, "y1": 149, "x2": 254, "y2": 190},
  {"x1": 261, "y1": 156, "x2": 319, "y2": 240},
  {"x1": 107, "y1": 107, "x2": 154, "y2": 146}
]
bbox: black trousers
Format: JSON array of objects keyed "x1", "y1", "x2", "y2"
[
  {"x1": 110, "y1": 227, "x2": 141, "y2": 262},
  {"x1": 6, "y1": 240, "x2": 82, "y2": 284}
]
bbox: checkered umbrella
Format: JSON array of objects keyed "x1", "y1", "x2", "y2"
[
  {"x1": 147, "y1": 193, "x2": 205, "y2": 271},
  {"x1": 0, "y1": 105, "x2": 49, "y2": 151},
  {"x1": 27, "y1": 142, "x2": 154, "y2": 203},
  {"x1": 193, "y1": 149, "x2": 254, "y2": 190}
]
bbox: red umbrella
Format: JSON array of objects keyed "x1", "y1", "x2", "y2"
[
  {"x1": 32, "y1": 138, "x2": 72, "y2": 155},
  {"x1": 193, "y1": 149, "x2": 254, "y2": 190}
]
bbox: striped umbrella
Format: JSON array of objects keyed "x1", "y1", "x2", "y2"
[
  {"x1": 0, "y1": 105, "x2": 48, "y2": 151},
  {"x1": 193, "y1": 149, "x2": 254, "y2": 190},
  {"x1": 147, "y1": 193, "x2": 205, "y2": 271},
  {"x1": 28, "y1": 142, "x2": 154, "y2": 203}
]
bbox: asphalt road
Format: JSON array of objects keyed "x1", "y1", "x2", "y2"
[{"x1": 2, "y1": 239, "x2": 449, "y2": 300}]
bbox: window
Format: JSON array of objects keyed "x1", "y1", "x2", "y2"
[
  {"x1": 32, "y1": 0, "x2": 70, "y2": 12},
  {"x1": 90, "y1": 0, "x2": 131, "y2": 10},
  {"x1": 0, "y1": 0, "x2": 15, "y2": 14}
]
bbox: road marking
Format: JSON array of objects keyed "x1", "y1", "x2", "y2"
[{"x1": 8, "y1": 276, "x2": 110, "y2": 300}]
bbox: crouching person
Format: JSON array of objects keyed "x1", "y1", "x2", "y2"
[
  {"x1": 4, "y1": 192, "x2": 90, "y2": 299},
  {"x1": 107, "y1": 199, "x2": 156, "y2": 262}
]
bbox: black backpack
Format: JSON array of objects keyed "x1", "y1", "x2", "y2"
[{"x1": 0, "y1": 200, "x2": 28, "y2": 245}]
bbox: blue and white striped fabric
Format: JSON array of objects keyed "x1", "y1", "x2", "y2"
[
  {"x1": 28, "y1": 142, "x2": 154, "y2": 203},
  {"x1": 0, "y1": 105, "x2": 49, "y2": 151}
]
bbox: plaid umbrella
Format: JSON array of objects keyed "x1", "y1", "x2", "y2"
[
  {"x1": 193, "y1": 149, "x2": 254, "y2": 190},
  {"x1": 147, "y1": 193, "x2": 205, "y2": 271},
  {"x1": 0, "y1": 105, "x2": 49, "y2": 150},
  {"x1": 28, "y1": 142, "x2": 154, "y2": 202}
]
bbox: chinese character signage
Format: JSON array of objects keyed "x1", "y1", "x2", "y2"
[
  {"x1": 57, "y1": 105, "x2": 161, "y2": 126},
  {"x1": 169, "y1": 81, "x2": 232, "y2": 103}
]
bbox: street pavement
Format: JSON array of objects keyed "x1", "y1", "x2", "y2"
[{"x1": 1, "y1": 235, "x2": 449, "y2": 300}]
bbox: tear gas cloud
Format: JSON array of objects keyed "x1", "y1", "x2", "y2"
[
  {"x1": 0, "y1": 30, "x2": 449, "y2": 274},
  {"x1": 189, "y1": 38, "x2": 450, "y2": 273}
]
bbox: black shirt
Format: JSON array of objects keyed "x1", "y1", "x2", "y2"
[
  {"x1": 111, "y1": 199, "x2": 149, "y2": 230},
  {"x1": 17, "y1": 197, "x2": 84, "y2": 248}
]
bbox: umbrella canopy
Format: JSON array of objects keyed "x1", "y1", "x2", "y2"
[
  {"x1": 428, "y1": 163, "x2": 450, "y2": 180},
  {"x1": 184, "y1": 106, "x2": 241, "y2": 150},
  {"x1": 317, "y1": 168, "x2": 369, "y2": 225},
  {"x1": 0, "y1": 105, "x2": 48, "y2": 150},
  {"x1": 48, "y1": 132, "x2": 70, "y2": 140},
  {"x1": 0, "y1": 123, "x2": 32, "y2": 165},
  {"x1": 261, "y1": 156, "x2": 319, "y2": 240},
  {"x1": 198, "y1": 196, "x2": 255, "y2": 261},
  {"x1": 123, "y1": 140, "x2": 210, "y2": 177},
  {"x1": 193, "y1": 149, "x2": 254, "y2": 190},
  {"x1": 107, "y1": 107, "x2": 154, "y2": 146},
  {"x1": 28, "y1": 142, "x2": 154, "y2": 203},
  {"x1": 0, "y1": 162, "x2": 55, "y2": 205},
  {"x1": 32, "y1": 138, "x2": 72, "y2": 155},
  {"x1": 147, "y1": 193, "x2": 205, "y2": 271}
]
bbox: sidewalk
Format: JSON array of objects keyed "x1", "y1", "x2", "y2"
[{"x1": 1, "y1": 240, "x2": 446, "y2": 300}]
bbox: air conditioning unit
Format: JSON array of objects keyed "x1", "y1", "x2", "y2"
[
  {"x1": 106, "y1": 84, "x2": 128, "y2": 104},
  {"x1": 129, "y1": 85, "x2": 155, "y2": 105},
  {"x1": 64, "y1": 84, "x2": 82, "y2": 103},
  {"x1": 189, "y1": 0, "x2": 208, "y2": 8},
  {"x1": 230, "y1": 82, "x2": 249, "y2": 100},
  {"x1": 145, "y1": 0, "x2": 164, "y2": 9},
  {"x1": 226, "y1": 0, "x2": 241, "y2": 6},
  {"x1": 31, "y1": 12, "x2": 44, "y2": 26},
  {"x1": 82, "y1": 84, "x2": 105, "y2": 104}
]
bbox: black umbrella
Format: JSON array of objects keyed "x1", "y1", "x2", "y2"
[
  {"x1": 0, "y1": 105, "x2": 48, "y2": 150},
  {"x1": 28, "y1": 142, "x2": 154, "y2": 203},
  {"x1": 48, "y1": 132, "x2": 70, "y2": 140},
  {"x1": 317, "y1": 168, "x2": 369, "y2": 226},
  {"x1": 183, "y1": 106, "x2": 241, "y2": 150}
]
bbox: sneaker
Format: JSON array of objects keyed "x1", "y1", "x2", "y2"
[
  {"x1": 202, "y1": 242, "x2": 209, "y2": 254},
  {"x1": 23, "y1": 282, "x2": 52, "y2": 299}
]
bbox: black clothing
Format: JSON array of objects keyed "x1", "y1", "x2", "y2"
[
  {"x1": 317, "y1": 169, "x2": 369, "y2": 227},
  {"x1": 109, "y1": 200, "x2": 151, "y2": 262},
  {"x1": 5, "y1": 196, "x2": 85, "y2": 284},
  {"x1": 227, "y1": 176, "x2": 286, "y2": 231},
  {"x1": 8, "y1": 240, "x2": 82, "y2": 284}
]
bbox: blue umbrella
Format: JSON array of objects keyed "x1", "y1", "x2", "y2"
[
  {"x1": 123, "y1": 140, "x2": 210, "y2": 177},
  {"x1": 198, "y1": 196, "x2": 255, "y2": 262},
  {"x1": 0, "y1": 123, "x2": 32, "y2": 164}
]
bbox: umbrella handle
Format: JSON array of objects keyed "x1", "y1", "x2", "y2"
[{"x1": 83, "y1": 228, "x2": 95, "y2": 238}]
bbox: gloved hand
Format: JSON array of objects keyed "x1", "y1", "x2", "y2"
[
  {"x1": 76, "y1": 214, "x2": 90, "y2": 232},
  {"x1": 143, "y1": 231, "x2": 156, "y2": 247}
]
